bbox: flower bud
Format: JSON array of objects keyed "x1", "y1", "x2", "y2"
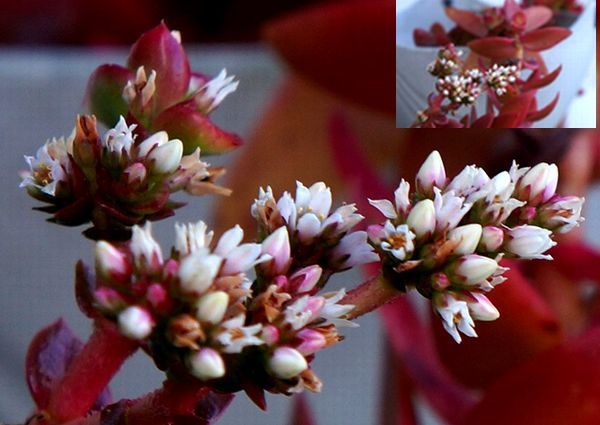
[
  {"x1": 118, "y1": 306, "x2": 154, "y2": 340},
  {"x1": 221, "y1": 243, "x2": 263, "y2": 275},
  {"x1": 538, "y1": 195, "x2": 584, "y2": 233},
  {"x1": 452, "y1": 254, "x2": 499, "y2": 286},
  {"x1": 147, "y1": 139, "x2": 183, "y2": 174},
  {"x1": 516, "y1": 163, "x2": 558, "y2": 205},
  {"x1": 213, "y1": 225, "x2": 244, "y2": 257},
  {"x1": 505, "y1": 225, "x2": 555, "y2": 260},
  {"x1": 179, "y1": 253, "x2": 222, "y2": 294},
  {"x1": 130, "y1": 223, "x2": 163, "y2": 272},
  {"x1": 94, "y1": 287, "x2": 126, "y2": 312},
  {"x1": 406, "y1": 199, "x2": 436, "y2": 238},
  {"x1": 188, "y1": 348, "x2": 225, "y2": 380},
  {"x1": 479, "y1": 226, "x2": 504, "y2": 252},
  {"x1": 447, "y1": 224, "x2": 482, "y2": 255},
  {"x1": 195, "y1": 291, "x2": 229, "y2": 324},
  {"x1": 95, "y1": 241, "x2": 130, "y2": 282},
  {"x1": 467, "y1": 293, "x2": 500, "y2": 321},
  {"x1": 296, "y1": 329, "x2": 327, "y2": 355},
  {"x1": 260, "y1": 226, "x2": 291, "y2": 275},
  {"x1": 268, "y1": 347, "x2": 308, "y2": 379},
  {"x1": 261, "y1": 324, "x2": 280, "y2": 345},
  {"x1": 289, "y1": 265, "x2": 322, "y2": 294},
  {"x1": 137, "y1": 131, "x2": 169, "y2": 157},
  {"x1": 416, "y1": 150, "x2": 446, "y2": 196},
  {"x1": 146, "y1": 283, "x2": 171, "y2": 313},
  {"x1": 123, "y1": 162, "x2": 147, "y2": 185}
]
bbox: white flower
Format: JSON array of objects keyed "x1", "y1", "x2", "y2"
[
  {"x1": 123, "y1": 66, "x2": 156, "y2": 108},
  {"x1": 216, "y1": 315, "x2": 264, "y2": 353},
  {"x1": 295, "y1": 181, "x2": 332, "y2": 218},
  {"x1": 220, "y1": 242, "x2": 264, "y2": 275},
  {"x1": 416, "y1": 150, "x2": 446, "y2": 195},
  {"x1": 194, "y1": 69, "x2": 239, "y2": 113},
  {"x1": 268, "y1": 347, "x2": 308, "y2": 379},
  {"x1": 284, "y1": 295, "x2": 325, "y2": 330},
  {"x1": 479, "y1": 226, "x2": 504, "y2": 252},
  {"x1": 179, "y1": 252, "x2": 222, "y2": 294},
  {"x1": 376, "y1": 221, "x2": 416, "y2": 260},
  {"x1": 136, "y1": 131, "x2": 169, "y2": 158},
  {"x1": 102, "y1": 116, "x2": 137, "y2": 157},
  {"x1": 467, "y1": 293, "x2": 500, "y2": 321},
  {"x1": 188, "y1": 348, "x2": 225, "y2": 380},
  {"x1": 130, "y1": 222, "x2": 163, "y2": 270},
  {"x1": 95, "y1": 241, "x2": 129, "y2": 279},
  {"x1": 453, "y1": 254, "x2": 500, "y2": 287},
  {"x1": 331, "y1": 231, "x2": 379, "y2": 270},
  {"x1": 539, "y1": 196, "x2": 585, "y2": 233},
  {"x1": 446, "y1": 165, "x2": 490, "y2": 198},
  {"x1": 433, "y1": 292, "x2": 477, "y2": 344},
  {"x1": 118, "y1": 306, "x2": 154, "y2": 340},
  {"x1": 320, "y1": 289, "x2": 357, "y2": 328},
  {"x1": 433, "y1": 188, "x2": 472, "y2": 232},
  {"x1": 448, "y1": 224, "x2": 482, "y2": 256},
  {"x1": 20, "y1": 137, "x2": 69, "y2": 196},
  {"x1": 213, "y1": 225, "x2": 244, "y2": 257},
  {"x1": 261, "y1": 226, "x2": 291, "y2": 276},
  {"x1": 195, "y1": 291, "x2": 229, "y2": 324},
  {"x1": 406, "y1": 199, "x2": 436, "y2": 238},
  {"x1": 514, "y1": 162, "x2": 558, "y2": 204},
  {"x1": 174, "y1": 221, "x2": 214, "y2": 256},
  {"x1": 505, "y1": 225, "x2": 556, "y2": 260},
  {"x1": 147, "y1": 139, "x2": 183, "y2": 174}
]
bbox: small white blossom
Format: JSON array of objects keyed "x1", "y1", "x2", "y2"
[
  {"x1": 195, "y1": 291, "x2": 229, "y2": 324},
  {"x1": 433, "y1": 188, "x2": 472, "y2": 232},
  {"x1": 331, "y1": 231, "x2": 379, "y2": 270},
  {"x1": 216, "y1": 315, "x2": 264, "y2": 353},
  {"x1": 376, "y1": 221, "x2": 416, "y2": 260},
  {"x1": 130, "y1": 222, "x2": 163, "y2": 270},
  {"x1": 195, "y1": 69, "x2": 239, "y2": 113},
  {"x1": 539, "y1": 196, "x2": 585, "y2": 233},
  {"x1": 188, "y1": 348, "x2": 225, "y2": 380},
  {"x1": 118, "y1": 306, "x2": 154, "y2": 340},
  {"x1": 433, "y1": 292, "x2": 477, "y2": 343},
  {"x1": 174, "y1": 221, "x2": 214, "y2": 256},
  {"x1": 505, "y1": 225, "x2": 556, "y2": 260},
  {"x1": 102, "y1": 116, "x2": 137, "y2": 157},
  {"x1": 320, "y1": 289, "x2": 357, "y2": 328}
]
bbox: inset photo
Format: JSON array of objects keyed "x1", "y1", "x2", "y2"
[{"x1": 396, "y1": 0, "x2": 596, "y2": 128}]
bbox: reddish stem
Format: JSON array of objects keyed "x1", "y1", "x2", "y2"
[
  {"x1": 45, "y1": 319, "x2": 139, "y2": 423},
  {"x1": 341, "y1": 274, "x2": 402, "y2": 320}
]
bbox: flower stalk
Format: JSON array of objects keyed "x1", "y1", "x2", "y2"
[{"x1": 340, "y1": 274, "x2": 403, "y2": 320}]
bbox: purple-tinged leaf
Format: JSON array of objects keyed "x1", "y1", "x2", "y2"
[
  {"x1": 194, "y1": 391, "x2": 235, "y2": 422},
  {"x1": 127, "y1": 22, "x2": 191, "y2": 111},
  {"x1": 445, "y1": 8, "x2": 488, "y2": 37},
  {"x1": 520, "y1": 27, "x2": 572, "y2": 51},
  {"x1": 524, "y1": 6, "x2": 553, "y2": 31},
  {"x1": 154, "y1": 102, "x2": 243, "y2": 155},
  {"x1": 468, "y1": 37, "x2": 519, "y2": 60},
  {"x1": 75, "y1": 260, "x2": 98, "y2": 319},
  {"x1": 85, "y1": 64, "x2": 133, "y2": 128}
]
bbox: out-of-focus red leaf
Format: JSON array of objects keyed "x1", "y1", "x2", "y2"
[
  {"x1": 432, "y1": 263, "x2": 563, "y2": 389},
  {"x1": 526, "y1": 93, "x2": 559, "y2": 121},
  {"x1": 85, "y1": 64, "x2": 132, "y2": 128},
  {"x1": 550, "y1": 242, "x2": 600, "y2": 283},
  {"x1": 464, "y1": 326, "x2": 600, "y2": 425},
  {"x1": 520, "y1": 27, "x2": 572, "y2": 51},
  {"x1": 503, "y1": 0, "x2": 521, "y2": 19},
  {"x1": 524, "y1": 6, "x2": 554, "y2": 31},
  {"x1": 522, "y1": 65, "x2": 562, "y2": 91},
  {"x1": 26, "y1": 319, "x2": 83, "y2": 409},
  {"x1": 431, "y1": 23, "x2": 452, "y2": 45},
  {"x1": 413, "y1": 28, "x2": 439, "y2": 47},
  {"x1": 445, "y1": 8, "x2": 488, "y2": 37},
  {"x1": 470, "y1": 113, "x2": 494, "y2": 128},
  {"x1": 499, "y1": 91, "x2": 536, "y2": 124},
  {"x1": 492, "y1": 112, "x2": 522, "y2": 128},
  {"x1": 127, "y1": 22, "x2": 191, "y2": 111},
  {"x1": 263, "y1": 0, "x2": 394, "y2": 115},
  {"x1": 242, "y1": 380, "x2": 267, "y2": 411},
  {"x1": 75, "y1": 260, "x2": 98, "y2": 319},
  {"x1": 291, "y1": 394, "x2": 317, "y2": 425},
  {"x1": 468, "y1": 37, "x2": 519, "y2": 59},
  {"x1": 154, "y1": 102, "x2": 243, "y2": 155}
]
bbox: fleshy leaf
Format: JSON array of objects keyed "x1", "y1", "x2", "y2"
[
  {"x1": 413, "y1": 28, "x2": 440, "y2": 47},
  {"x1": 468, "y1": 37, "x2": 519, "y2": 59},
  {"x1": 524, "y1": 6, "x2": 554, "y2": 31},
  {"x1": 85, "y1": 64, "x2": 133, "y2": 128},
  {"x1": 26, "y1": 319, "x2": 83, "y2": 409},
  {"x1": 520, "y1": 27, "x2": 572, "y2": 51},
  {"x1": 127, "y1": 22, "x2": 191, "y2": 111},
  {"x1": 75, "y1": 260, "x2": 98, "y2": 318},
  {"x1": 153, "y1": 102, "x2": 243, "y2": 155},
  {"x1": 526, "y1": 93, "x2": 559, "y2": 121},
  {"x1": 432, "y1": 264, "x2": 563, "y2": 389},
  {"x1": 522, "y1": 65, "x2": 562, "y2": 91},
  {"x1": 464, "y1": 326, "x2": 600, "y2": 425},
  {"x1": 445, "y1": 8, "x2": 488, "y2": 37},
  {"x1": 492, "y1": 112, "x2": 522, "y2": 128},
  {"x1": 470, "y1": 113, "x2": 494, "y2": 128}
]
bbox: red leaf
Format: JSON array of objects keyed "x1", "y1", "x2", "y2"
[
  {"x1": 431, "y1": 23, "x2": 452, "y2": 45},
  {"x1": 413, "y1": 28, "x2": 439, "y2": 47},
  {"x1": 522, "y1": 65, "x2": 562, "y2": 91},
  {"x1": 445, "y1": 8, "x2": 488, "y2": 37},
  {"x1": 520, "y1": 27, "x2": 572, "y2": 51},
  {"x1": 291, "y1": 394, "x2": 317, "y2": 425},
  {"x1": 463, "y1": 326, "x2": 600, "y2": 425},
  {"x1": 75, "y1": 260, "x2": 98, "y2": 319},
  {"x1": 85, "y1": 64, "x2": 132, "y2": 128},
  {"x1": 242, "y1": 380, "x2": 267, "y2": 411},
  {"x1": 263, "y1": 0, "x2": 395, "y2": 115},
  {"x1": 468, "y1": 37, "x2": 519, "y2": 60},
  {"x1": 154, "y1": 102, "x2": 243, "y2": 155},
  {"x1": 524, "y1": 6, "x2": 554, "y2": 31},
  {"x1": 127, "y1": 22, "x2": 191, "y2": 111},
  {"x1": 470, "y1": 113, "x2": 494, "y2": 128},
  {"x1": 551, "y1": 242, "x2": 600, "y2": 283},
  {"x1": 526, "y1": 93, "x2": 559, "y2": 122},
  {"x1": 492, "y1": 112, "x2": 522, "y2": 128}
]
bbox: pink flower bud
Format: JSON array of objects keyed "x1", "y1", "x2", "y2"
[
  {"x1": 261, "y1": 325, "x2": 280, "y2": 345},
  {"x1": 146, "y1": 283, "x2": 171, "y2": 313},
  {"x1": 516, "y1": 163, "x2": 558, "y2": 205},
  {"x1": 296, "y1": 329, "x2": 327, "y2": 355},
  {"x1": 447, "y1": 224, "x2": 482, "y2": 255},
  {"x1": 123, "y1": 162, "x2": 147, "y2": 185},
  {"x1": 480, "y1": 226, "x2": 504, "y2": 252},
  {"x1": 188, "y1": 348, "x2": 225, "y2": 380},
  {"x1": 453, "y1": 254, "x2": 499, "y2": 286},
  {"x1": 505, "y1": 225, "x2": 556, "y2": 260},
  {"x1": 289, "y1": 265, "x2": 323, "y2": 293},
  {"x1": 95, "y1": 241, "x2": 130, "y2": 282},
  {"x1": 195, "y1": 291, "x2": 229, "y2": 324},
  {"x1": 268, "y1": 347, "x2": 308, "y2": 379},
  {"x1": 467, "y1": 293, "x2": 500, "y2": 321},
  {"x1": 406, "y1": 199, "x2": 436, "y2": 238},
  {"x1": 431, "y1": 272, "x2": 451, "y2": 291},
  {"x1": 118, "y1": 306, "x2": 154, "y2": 340},
  {"x1": 416, "y1": 150, "x2": 446, "y2": 195},
  {"x1": 260, "y1": 226, "x2": 291, "y2": 275},
  {"x1": 147, "y1": 139, "x2": 183, "y2": 174}
]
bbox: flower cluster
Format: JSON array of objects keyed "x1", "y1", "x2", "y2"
[
  {"x1": 90, "y1": 182, "x2": 377, "y2": 398},
  {"x1": 86, "y1": 22, "x2": 242, "y2": 155},
  {"x1": 426, "y1": 44, "x2": 463, "y2": 77},
  {"x1": 368, "y1": 151, "x2": 584, "y2": 342},
  {"x1": 20, "y1": 115, "x2": 227, "y2": 239},
  {"x1": 485, "y1": 63, "x2": 519, "y2": 96},
  {"x1": 436, "y1": 71, "x2": 483, "y2": 106}
]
